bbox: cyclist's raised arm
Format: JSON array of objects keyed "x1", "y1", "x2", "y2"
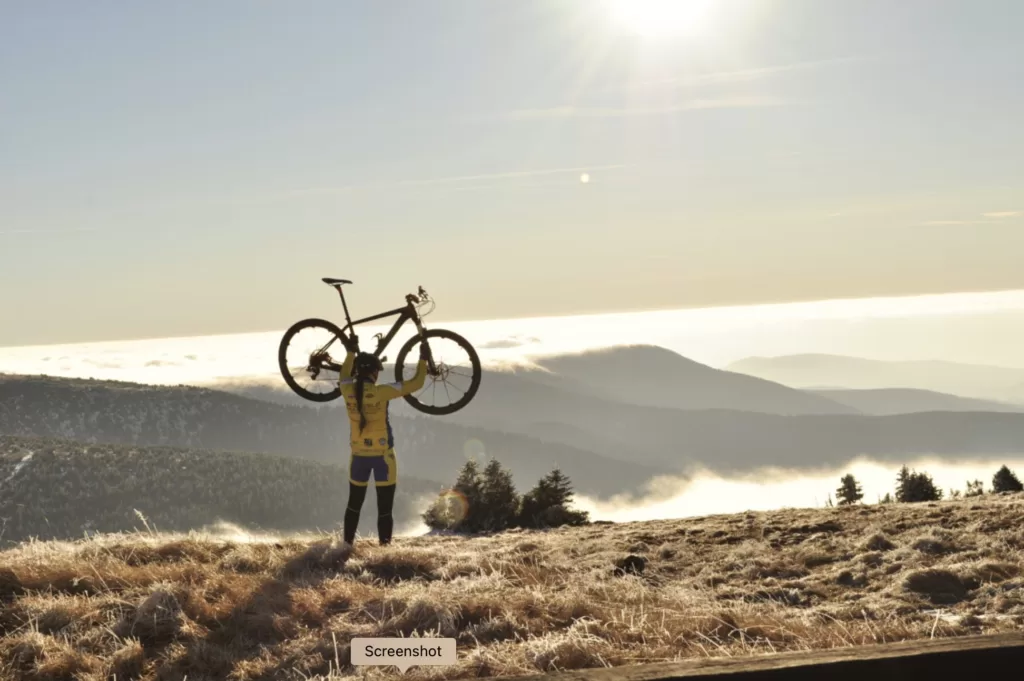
[
  {"x1": 332, "y1": 334, "x2": 356, "y2": 385},
  {"x1": 377, "y1": 346, "x2": 429, "y2": 400},
  {"x1": 338, "y1": 350, "x2": 355, "y2": 384}
]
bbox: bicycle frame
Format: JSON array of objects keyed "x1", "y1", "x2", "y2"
[{"x1": 327, "y1": 286, "x2": 433, "y2": 368}]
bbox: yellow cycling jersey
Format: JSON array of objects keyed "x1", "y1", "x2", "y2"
[{"x1": 338, "y1": 351, "x2": 427, "y2": 455}]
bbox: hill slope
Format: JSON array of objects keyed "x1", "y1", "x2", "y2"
[
  {"x1": 1, "y1": 494, "x2": 1021, "y2": 680},
  {"x1": 727, "y1": 354, "x2": 1024, "y2": 404},
  {"x1": 0, "y1": 434, "x2": 440, "y2": 546},
  {"x1": 533, "y1": 345, "x2": 860, "y2": 414},
  {"x1": 809, "y1": 388, "x2": 1024, "y2": 415},
  {"x1": 0, "y1": 373, "x2": 666, "y2": 496}
]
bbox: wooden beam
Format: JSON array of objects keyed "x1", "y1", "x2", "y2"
[{"x1": 480, "y1": 632, "x2": 1024, "y2": 680}]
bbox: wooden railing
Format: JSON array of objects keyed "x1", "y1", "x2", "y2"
[{"x1": 480, "y1": 632, "x2": 1024, "y2": 680}]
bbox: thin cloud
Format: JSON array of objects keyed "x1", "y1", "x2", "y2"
[
  {"x1": 479, "y1": 336, "x2": 541, "y2": 350},
  {"x1": 919, "y1": 219, "x2": 1008, "y2": 227},
  {"x1": 278, "y1": 164, "x2": 628, "y2": 199},
  {"x1": 505, "y1": 97, "x2": 789, "y2": 121},
  {"x1": 982, "y1": 211, "x2": 1020, "y2": 218},
  {"x1": 1, "y1": 227, "x2": 99, "y2": 236},
  {"x1": 633, "y1": 56, "x2": 864, "y2": 90},
  {"x1": 593, "y1": 56, "x2": 866, "y2": 94}
]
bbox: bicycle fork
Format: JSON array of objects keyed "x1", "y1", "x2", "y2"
[{"x1": 413, "y1": 319, "x2": 439, "y2": 375}]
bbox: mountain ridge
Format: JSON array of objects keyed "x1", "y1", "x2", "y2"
[
  {"x1": 809, "y1": 387, "x2": 1024, "y2": 415},
  {"x1": 532, "y1": 344, "x2": 861, "y2": 415},
  {"x1": 727, "y1": 353, "x2": 1024, "y2": 404}
]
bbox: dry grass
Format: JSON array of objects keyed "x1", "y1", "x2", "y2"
[{"x1": 2, "y1": 494, "x2": 1024, "y2": 680}]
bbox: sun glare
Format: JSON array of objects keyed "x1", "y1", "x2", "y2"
[{"x1": 608, "y1": 0, "x2": 717, "y2": 38}]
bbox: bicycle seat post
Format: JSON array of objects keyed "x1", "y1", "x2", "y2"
[{"x1": 336, "y1": 286, "x2": 353, "y2": 327}]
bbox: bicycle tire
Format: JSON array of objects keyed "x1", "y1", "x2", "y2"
[
  {"x1": 278, "y1": 317, "x2": 347, "y2": 402},
  {"x1": 394, "y1": 328, "x2": 482, "y2": 415}
]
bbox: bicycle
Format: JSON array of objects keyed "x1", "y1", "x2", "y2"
[{"x1": 277, "y1": 278, "x2": 482, "y2": 415}]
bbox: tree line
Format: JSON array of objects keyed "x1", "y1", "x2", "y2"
[
  {"x1": 832, "y1": 464, "x2": 1023, "y2": 506},
  {"x1": 422, "y1": 458, "x2": 590, "y2": 533}
]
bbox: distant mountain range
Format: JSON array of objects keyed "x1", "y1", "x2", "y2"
[
  {"x1": 6, "y1": 340, "x2": 1024, "y2": 480},
  {"x1": 0, "y1": 373, "x2": 666, "y2": 497},
  {"x1": 808, "y1": 388, "x2": 1024, "y2": 415},
  {"x1": 7, "y1": 342, "x2": 1024, "y2": 545},
  {"x1": 219, "y1": 344, "x2": 858, "y2": 416},
  {"x1": 531, "y1": 345, "x2": 859, "y2": 414},
  {"x1": 727, "y1": 354, "x2": 1024, "y2": 405}
]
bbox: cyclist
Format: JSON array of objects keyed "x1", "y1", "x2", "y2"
[{"x1": 324, "y1": 336, "x2": 428, "y2": 549}]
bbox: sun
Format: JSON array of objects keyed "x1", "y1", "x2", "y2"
[{"x1": 608, "y1": 0, "x2": 717, "y2": 39}]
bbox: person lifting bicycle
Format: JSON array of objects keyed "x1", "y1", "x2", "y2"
[{"x1": 318, "y1": 334, "x2": 429, "y2": 549}]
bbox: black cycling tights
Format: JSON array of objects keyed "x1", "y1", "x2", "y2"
[{"x1": 343, "y1": 483, "x2": 396, "y2": 545}]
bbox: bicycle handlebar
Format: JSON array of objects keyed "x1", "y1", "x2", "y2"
[{"x1": 406, "y1": 286, "x2": 430, "y2": 306}]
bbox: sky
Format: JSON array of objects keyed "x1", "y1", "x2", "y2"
[{"x1": 3, "y1": 0, "x2": 1024, "y2": 347}]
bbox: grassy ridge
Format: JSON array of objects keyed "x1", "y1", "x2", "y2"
[
  {"x1": 1, "y1": 493, "x2": 1022, "y2": 679},
  {"x1": 0, "y1": 435, "x2": 439, "y2": 546}
]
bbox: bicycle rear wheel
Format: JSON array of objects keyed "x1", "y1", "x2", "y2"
[
  {"x1": 394, "y1": 328, "x2": 482, "y2": 415},
  {"x1": 278, "y1": 318, "x2": 347, "y2": 402}
]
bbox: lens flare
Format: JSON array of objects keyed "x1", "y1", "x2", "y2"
[
  {"x1": 463, "y1": 438, "x2": 487, "y2": 461},
  {"x1": 435, "y1": 489, "x2": 470, "y2": 525}
]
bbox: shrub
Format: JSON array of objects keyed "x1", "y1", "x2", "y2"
[
  {"x1": 965, "y1": 480, "x2": 985, "y2": 498},
  {"x1": 517, "y1": 468, "x2": 589, "y2": 529},
  {"x1": 895, "y1": 466, "x2": 942, "y2": 503},
  {"x1": 992, "y1": 465, "x2": 1023, "y2": 493}
]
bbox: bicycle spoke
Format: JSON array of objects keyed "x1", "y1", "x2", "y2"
[
  {"x1": 286, "y1": 326, "x2": 347, "y2": 394},
  {"x1": 444, "y1": 381, "x2": 465, "y2": 395},
  {"x1": 442, "y1": 380, "x2": 452, "y2": 404}
]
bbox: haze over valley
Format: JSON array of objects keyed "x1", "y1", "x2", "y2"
[{"x1": 5, "y1": 289, "x2": 1024, "y2": 542}]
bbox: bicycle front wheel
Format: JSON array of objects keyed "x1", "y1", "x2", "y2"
[
  {"x1": 394, "y1": 328, "x2": 481, "y2": 415},
  {"x1": 278, "y1": 318, "x2": 347, "y2": 402}
]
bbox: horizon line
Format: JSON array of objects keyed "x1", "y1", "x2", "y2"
[{"x1": 5, "y1": 285, "x2": 1024, "y2": 351}]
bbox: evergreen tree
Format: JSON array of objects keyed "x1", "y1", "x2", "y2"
[
  {"x1": 421, "y1": 493, "x2": 454, "y2": 531},
  {"x1": 422, "y1": 459, "x2": 484, "y2": 532},
  {"x1": 835, "y1": 474, "x2": 864, "y2": 506},
  {"x1": 992, "y1": 465, "x2": 1024, "y2": 493},
  {"x1": 896, "y1": 466, "x2": 942, "y2": 503},
  {"x1": 895, "y1": 466, "x2": 911, "y2": 502},
  {"x1": 878, "y1": 492, "x2": 893, "y2": 504},
  {"x1": 477, "y1": 458, "x2": 520, "y2": 532},
  {"x1": 518, "y1": 467, "x2": 589, "y2": 529}
]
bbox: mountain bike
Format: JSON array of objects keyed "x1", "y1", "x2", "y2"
[{"x1": 277, "y1": 278, "x2": 482, "y2": 415}]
